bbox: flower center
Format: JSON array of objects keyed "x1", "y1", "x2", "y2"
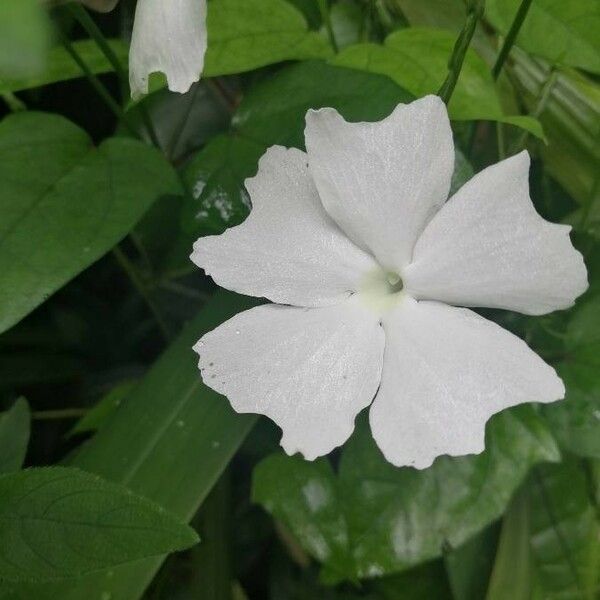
[{"x1": 357, "y1": 268, "x2": 406, "y2": 314}]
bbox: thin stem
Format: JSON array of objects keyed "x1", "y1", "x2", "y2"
[
  {"x1": 59, "y1": 32, "x2": 139, "y2": 137},
  {"x1": 512, "y1": 67, "x2": 558, "y2": 152},
  {"x1": 1, "y1": 92, "x2": 26, "y2": 112},
  {"x1": 317, "y1": 0, "x2": 339, "y2": 52},
  {"x1": 492, "y1": 0, "x2": 533, "y2": 80},
  {"x1": 438, "y1": 0, "x2": 485, "y2": 104},
  {"x1": 66, "y1": 4, "x2": 161, "y2": 148},
  {"x1": 112, "y1": 246, "x2": 171, "y2": 341},
  {"x1": 33, "y1": 408, "x2": 88, "y2": 420}
]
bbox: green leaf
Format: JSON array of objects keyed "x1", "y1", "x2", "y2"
[
  {"x1": 544, "y1": 294, "x2": 600, "y2": 458},
  {"x1": 330, "y1": 29, "x2": 544, "y2": 137},
  {"x1": 5, "y1": 291, "x2": 257, "y2": 599},
  {"x1": 203, "y1": 0, "x2": 332, "y2": 77},
  {"x1": 0, "y1": 467, "x2": 198, "y2": 582},
  {"x1": 234, "y1": 60, "x2": 414, "y2": 149},
  {"x1": 486, "y1": 0, "x2": 600, "y2": 74},
  {"x1": 0, "y1": 112, "x2": 180, "y2": 334},
  {"x1": 0, "y1": 39, "x2": 128, "y2": 94},
  {"x1": 0, "y1": 0, "x2": 50, "y2": 81},
  {"x1": 253, "y1": 405, "x2": 559, "y2": 582},
  {"x1": 0, "y1": 398, "x2": 30, "y2": 473}
]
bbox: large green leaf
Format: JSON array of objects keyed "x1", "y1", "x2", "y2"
[
  {"x1": 330, "y1": 28, "x2": 544, "y2": 137},
  {"x1": 487, "y1": 0, "x2": 600, "y2": 74},
  {"x1": 544, "y1": 294, "x2": 600, "y2": 458},
  {"x1": 203, "y1": 0, "x2": 332, "y2": 77},
  {"x1": 3, "y1": 291, "x2": 257, "y2": 599},
  {"x1": 0, "y1": 112, "x2": 180, "y2": 334},
  {"x1": 0, "y1": 467, "x2": 198, "y2": 582},
  {"x1": 0, "y1": 39, "x2": 128, "y2": 94},
  {"x1": 253, "y1": 405, "x2": 559, "y2": 582},
  {"x1": 0, "y1": 398, "x2": 30, "y2": 473}
]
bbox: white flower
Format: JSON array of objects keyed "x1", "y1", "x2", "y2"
[
  {"x1": 129, "y1": 0, "x2": 207, "y2": 99},
  {"x1": 190, "y1": 95, "x2": 588, "y2": 469}
]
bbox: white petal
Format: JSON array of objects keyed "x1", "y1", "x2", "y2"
[
  {"x1": 195, "y1": 300, "x2": 384, "y2": 460},
  {"x1": 304, "y1": 95, "x2": 454, "y2": 271},
  {"x1": 191, "y1": 146, "x2": 379, "y2": 307},
  {"x1": 370, "y1": 297, "x2": 564, "y2": 469},
  {"x1": 129, "y1": 0, "x2": 207, "y2": 98},
  {"x1": 404, "y1": 151, "x2": 588, "y2": 315}
]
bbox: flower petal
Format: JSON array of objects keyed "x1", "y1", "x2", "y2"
[
  {"x1": 191, "y1": 146, "x2": 379, "y2": 307},
  {"x1": 195, "y1": 300, "x2": 384, "y2": 460},
  {"x1": 403, "y1": 151, "x2": 588, "y2": 315},
  {"x1": 304, "y1": 95, "x2": 454, "y2": 271},
  {"x1": 129, "y1": 0, "x2": 207, "y2": 98},
  {"x1": 370, "y1": 297, "x2": 564, "y2": 469}
]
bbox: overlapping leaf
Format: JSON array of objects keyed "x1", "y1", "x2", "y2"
[
  {"x1": 254, "y1": 406, "x2": 559, "y2": 582},
  {"x1": 0, "y1": 112, "x2": 180, "y2": 334}
]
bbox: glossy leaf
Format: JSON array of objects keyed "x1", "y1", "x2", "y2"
[
  {"x1": 203, "y1": 0, "x2": 332, "y2": 77},
  {"x1": 5, "y1": 291, "x2": 258, "y2": 599},
  {"x1": 0, "y1": 112, "x2": 180, "y2": 334},
  {"x1": 0, "y1": 398, "x2": 30, "y2": 473},
  {"x1": 254, "y1": 406, "x2": 559, "y2": 582},
  {"x1": 181, "y1": 134, "x2": 264, "y2": 235},
  {"x1": 544, "y1": 294, "x2": 600, "y2": 458},
  {"x1": 0, "y1": 39, "x2": 128, "y2": 94},
  {"x1": 487, "y1": 0, "x2": 600, "y2": 74},
  {"x1": 331, "y1": 28, "x2": 544, "y2": 137},
  {"x1": 0, "y1": 467, "x2": 198, "y2": 582}
]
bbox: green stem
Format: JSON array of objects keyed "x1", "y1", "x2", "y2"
[
  {"x1": 33, "y1": 408, "x2": 88, "y2": 420},
  {"x1": 496, "y1": 121, "x2": 506, "y2": 160},
  {"x1": 492, "y1": 0, "x2": 533, "y2": 80},
  {"x1": 112, "y1": 246, "x2": 171, "y2": 341},
  {"x1": 438, "y1": 0, "x2": 485, "y2": 104},
  {"x1": 66, "y1": 4, "x2": 161, "y2": 148},
  {"x1": 317, "y1": 0, "x2": 339, "y2": 52},
  {"x1": 59, "y1": 32, "x2": 139, "y2": 137},
  {"x1": 512, "y1": 67, "x2": 558, "y2": 152},
  {"x1": 1, "y1": 92, "x2": 26, "y2": 112}
]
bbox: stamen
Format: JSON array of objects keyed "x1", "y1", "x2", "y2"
[{"x1": 386, "y1": 271, "x2": 404, "y2": 294}]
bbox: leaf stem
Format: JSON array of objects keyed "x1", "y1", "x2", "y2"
[
  {"x1": 33, "y1": 408, "x2": 88, "y2": 420},
  {"x1": 1, "y1": 92, "x2": 26, "y2": 112},
  {"x1": 317, "y1": 0, "x2": 339, "y2": 53},
  {"x1": 438, "y1": 0, "x2": 485, "y2": 104},
  {"x1": 112, "y1": 246, "x2": 172, "y2": 341},
  {"x1": 66, "y1": 4, "x2": 161, "y2": 149},
  {"x1": 59, "y1": 32, "x2": 139, "y2": 138},
  {"x1": 492, "y1": 0, "x2": 533, "y2": 80}
]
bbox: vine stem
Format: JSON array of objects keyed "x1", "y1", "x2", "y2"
[
  {"x1": 66, "y1": 4, "x2": 161, "y2": 148},
  {"x1": 437, "y1": 0, "x2": 485, "y2": 104},
  {"x1": 492, "y1": 0, "x2": 533, "y2": 80},
  {"x1": 59, "y1": 32, "x2": 139, "y2": 138},
  {"x1": 317, "y1": 0, "x2": 339, "y2": 52},
  {"x1": 33, "y1": 408, "x2": 88, "y2": 420},
  {"x1": 112, "y1": 246, "x2": 172, "y2": 341}
]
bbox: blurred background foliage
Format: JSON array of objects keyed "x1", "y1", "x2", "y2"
[{"x1": 0, "y1": 0, "x2": 599, "y2": 598}]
